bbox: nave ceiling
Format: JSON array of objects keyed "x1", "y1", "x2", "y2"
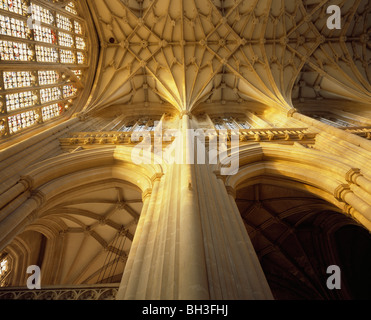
[{"x1": 83, "y1": 0, "x2": 371, "y2": 116}]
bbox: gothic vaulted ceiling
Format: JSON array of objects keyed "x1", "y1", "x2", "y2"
[{"x1": 84, "y1": 0, "x2": 370, "y2": 115}]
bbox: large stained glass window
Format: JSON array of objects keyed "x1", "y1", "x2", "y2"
[{"x1": 0, "y1": 0, "x2": 88, "y2": 138}]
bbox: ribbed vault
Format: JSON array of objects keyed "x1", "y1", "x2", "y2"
[
  {"x1": 3, "y1": 180, "x2": 143, "y2": 286},
  {"x1": 236, "y1": 183, "x2": 371, "y2": 300},
  {"x1": 85, "y1": 0, "x2": 370, "y2": 115}
]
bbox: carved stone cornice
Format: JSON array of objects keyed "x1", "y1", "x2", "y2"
[{"x1": 59, "y1": 128, "x2": 317, "y2": 150}]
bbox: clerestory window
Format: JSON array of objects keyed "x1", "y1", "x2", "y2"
[
  {"x1": 213, "y1": 117, "x2": 251, "y2": 130},
  {"x1": 0, "y1": 254, "x2": 10, "y2": 287},
  {"x1": 120, "y1": 119, "x2": 160, "y2": 132}
]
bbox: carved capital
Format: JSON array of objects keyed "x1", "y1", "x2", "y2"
[
  {"x1": 151, "y1": 172, "x2": 164, "y2": 183},
  {"x1": 334, "y1": 184, "x2": 352, "y2": 202},
  {"x1": 287, "y1": 108, "x2": 298, "y2": 117},
  {"x1": 26, "y1": 210, "x2": 38, "y2": 223},
  {"x1": 214, "y1": 170, "x2": 226, "y2": 183},
  {"x1": 225, "y1": 185, "x2": 236, "y2": 199},
  {"x1": 345, "y1": 168, "x2": 362, "y2": 185},
  {"x1": 343, "y1": 204, "x2": 354, "y2": 217},
  {"x1": 31, "y1": 190, "x2": 46, "y2": 207},
  {"x1": 142, "y1": 188, "x2": 152, "y2": 201},
  {"x1": 19, "y1": 175, "x2": 34, "y2": 190},
  {"x1": 179, "y1": 111, "x2": 193, "y2": 119},
  {"x1": 74, "y1": 112, "x2": 88, "y2": 121}
]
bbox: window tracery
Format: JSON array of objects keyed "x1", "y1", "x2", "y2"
[
  {"x1": 0, "y1": 254, "x2": 10, "y2": 287},
  {"x1": 119, "y1": 119, "x2": 159, "y2": 132},
  {"x1": 310, "y1": 114, "x2": 357, "y2": 128},
  {"x1": 0, "y1": 0, "x2": 88, "y2": 139},
  {"x1": 212, "y1": 117, "x2": 251, "y2": 130}
]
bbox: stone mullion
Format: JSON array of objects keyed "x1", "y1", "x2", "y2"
[{"x1": 0, "y1": 84, "x2": 8, "y2": 137}]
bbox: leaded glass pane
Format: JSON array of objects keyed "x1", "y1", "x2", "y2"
[
  {"x1": 38, "y1": 70, "x2": 59, "y2": 85},
  {"x1": 56, "y1": 13, "x2": 72, "y2": 31},
  {"x1": 40, "y1": 87, "x2": 61, "y2": 103},
  {"x1": 31, "y1": 3, "x2": 54, "y2": 25},
  {"x1": 58, "y1": 31, "x2": 73, "y2": 47},
  {"x1": 42, "y1": 103, "x2": 61, "y2": 120},
  {"x1": 3, "y1": 71, "x2": 33, "y2": 89},
  {"x1": 60, "y1": 48, "x2": 75, "y2": 63},
  {"x1": 35, "y1": 45, "x2": 58, "y2": 62},
  {"x1": 0, "y1": 0, "x2": 24, "y2": 15},
  {"x1": 0, "y1": 40, "x2": 32, "y2": 61},
  {"x1": 63, "y1": 84, "x2": 77, "y2": 98},
  {"x1": 0, "y1": 15, "x2": 28, "y2": 39},
  {"x1": 33, "y1": 25, "x2": 57, "y2": 44},
  {"x1": 8, "y1": 109, "x2": 39, "y2": 134},
  {"x1": 0, "y1": 0, "x2": 88, "y2": 136},
  {"x1": 5, "y1": 91, "x2": 35, "y2": 111}
]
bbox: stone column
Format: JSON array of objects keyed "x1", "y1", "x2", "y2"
[
  {"x1": 178, "y1": 114, "x2": 209, "y2": 300},
  {"x1": 195, "y1": 164, "x2": 273, "y2": 300},
  {"x1": 117, "y1": 114, "x2": 272, "y2": 300},
  {"x1": 117, "y1": 115, "x2": 209, "y2": 300}
]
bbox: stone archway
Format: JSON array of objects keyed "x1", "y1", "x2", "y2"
[
  {"x1": 235, "y1": 182, "x2": 371, "y2": 300},
  {"x1": 0, "y1": 146, "x2": 164, "y2": 288},
  {"x1": 224, "y1": 144, "x2": 371, "y2": 299}
]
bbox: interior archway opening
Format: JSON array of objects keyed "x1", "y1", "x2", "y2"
[
  {"x1": 0, "y1": 179, "x2": 143, "y2": 288},
  {"x1": 235, "y1": 182, "x2": 371, "y2": 300}
]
